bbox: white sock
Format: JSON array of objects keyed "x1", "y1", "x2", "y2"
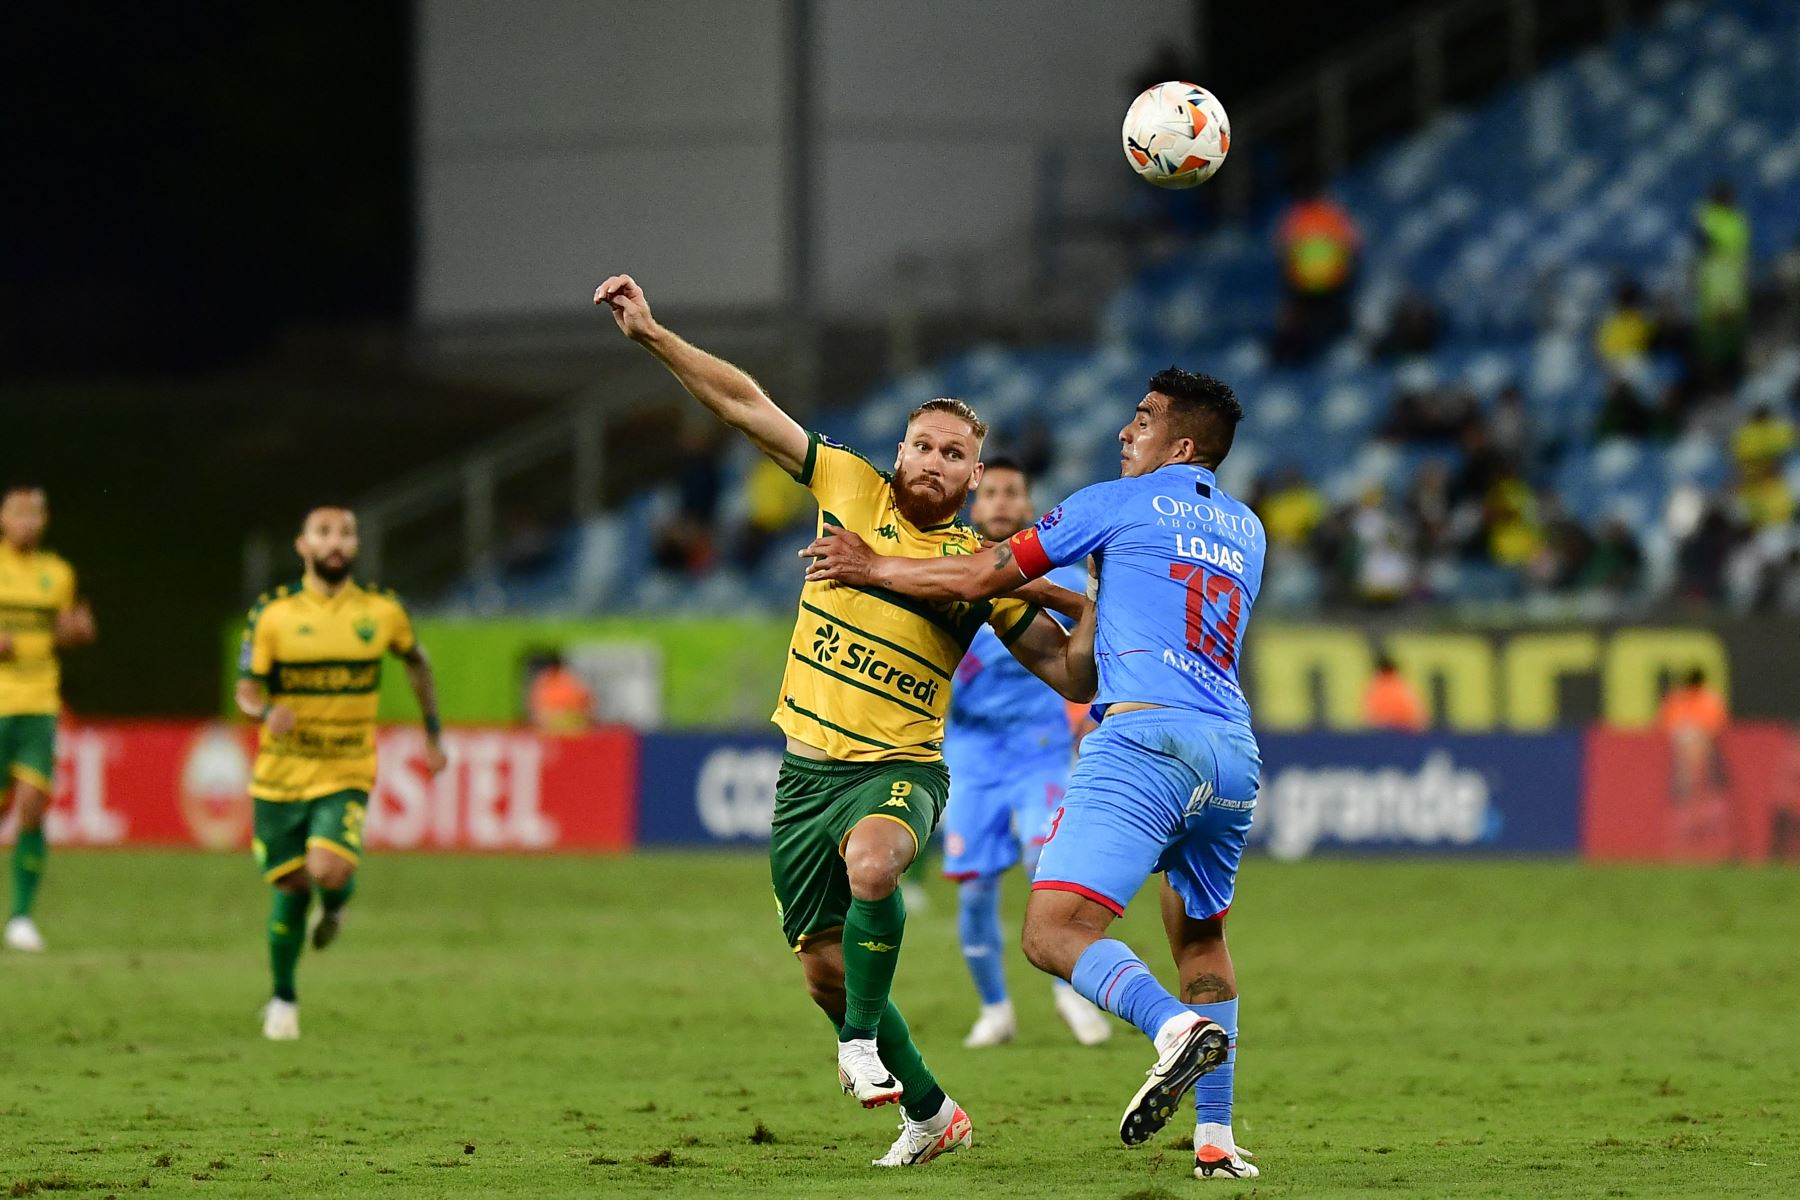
[
  {"x1": 1196, "y1": 1121, "x2": 1237, "y2": 1153},
  {"x1": 916, "y1": 1095, "x2": 956, "y2": 1130}
]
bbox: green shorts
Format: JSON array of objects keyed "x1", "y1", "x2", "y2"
[
  {"x1": 0, "y1": 714, "x2": 57, "y2": 794},
  {"x1": 252, "y1": 789, "x2": 368, "y2": 883},
  {"x1": 769, "y1": 753, "x2": 948, "y2": 951}
]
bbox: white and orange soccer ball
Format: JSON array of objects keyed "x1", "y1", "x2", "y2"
[{"x1": 1121, "y1": 82, "x2": 1230, "y2": 189}]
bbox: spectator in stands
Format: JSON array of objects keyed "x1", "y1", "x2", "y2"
[
  {"x1": 1488, "y1": 385, "x2": 1533, "y2": 466},
  {"x1": 1255, "y1": 465, "x2": 1327, "y2": 549},
  {"x1": 1271, "y1": 181, "x2": 1360, "y2": 362},
  {"x1": 1449, "y1": 420, "x2": 1508, "y2": 508},
  {"x1": 1481, "y1": 473, "x2": 1544, "y2": 570},
  {"x1": 1693, "y1": 178, "x2": 1751, "y2": 393},
  {"x1": 1675, "y1": 506, "x2": 1741, "y2": 605},
  {"x1": 653, "y1": 425, "x2": 723, "y2": 574},
  {"x1": 1535, "y1": 493, "x2": 1593, "y2": 592},
  {"x1": 1735, "y1": 460, "x2": 1795, "y2": 532},
  {"x1": 1381, "y1": 384, "x2": 1476, "y2": 444},
  {"x1": 526, "y1": 651, "x2": 595, "y2": 734},
  {"x1": 1732, "y1": 405, "x2": 1797, "y2": 475},
  {"x1": 1593, "y1": 377, "x2": 1669, "y2": 441},
  {"x1": 1349, "y1": 487, "x2": 1415, "y2": 606},
  {"x1": 1362, "y1": 652, "x2": 1427, "y2": 732},
  {"x1": 1372, "y1": 287, "x2": 1442, "y2": 358},
  {"x1": 1404, "y1": 460, "x2": 1459, "y2": 569},
  {"x1": 737, "y1": 455, "x2": 809, "y2": 571},
  {"x1": 1578, "y1": 517, "x2": 1646, "y2": 599},
  {"x1": 1594, "y1": 278, "x2": 1654, "y2": 365}
]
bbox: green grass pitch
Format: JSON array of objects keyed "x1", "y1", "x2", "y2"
[{"x1": 2, "y1": 850, "x2": 1795, "y2": 1197}]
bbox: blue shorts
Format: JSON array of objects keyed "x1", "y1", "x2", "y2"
[
  {"x1": 941, "y1": 726, "x2": 1069, "y2": 880},
  {"x1": 1033, "y1": 709, "x2": 1260, "y2": 921}
]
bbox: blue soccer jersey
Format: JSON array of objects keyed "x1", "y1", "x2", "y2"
[
  {"x1": 941, "y1": 563, "x2": 1085, "y2": 880},
  {"x1": 1007, "y1": 464, "x2": 1264, "y2": 729}
]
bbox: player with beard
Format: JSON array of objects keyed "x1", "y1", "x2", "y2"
[
  {"x1": 595, "y1": 274, "x2": 1096, "y2": 1169},
  {"x1": 942, "y1": 459, "x2": 1112, "y2": 1048},
  {"x1": 234, "y1": 505, "x2": 447, "y2": 1040}
]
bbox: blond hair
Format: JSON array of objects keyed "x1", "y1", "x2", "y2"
[{"x1": 906, "y1": 398, "x2": 989, "y2": 440}]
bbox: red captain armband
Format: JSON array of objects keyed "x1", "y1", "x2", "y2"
[{"x1": 1006, "y1": 526, "x2": 1054, "y2": 580}]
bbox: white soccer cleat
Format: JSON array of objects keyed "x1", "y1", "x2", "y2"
[
  {"x1": 1118, "y1": 1013, "x2": 1230, "y2": 1145},
  {"x1": 837, "y1": 1038, "x2": 903, "y2": 1108},
  {"x1": 871, "y1": 1098, "x2": 973, "y2": 1168},
  {"x1": 1053, "y1": 985, "x2": 1113, "y2": 1045},
  {"x1": 4, "y1": 916, "x2": 45, "y2": 952},
  {"x1": 962, "y1": 1001, "x2": 1017, "y2": 1048},
  {"x1": 262, "y1": 998, "x2": 301, "y2": 1041},
  {"x1": 1194, "y1": 1124, "x2": 1259, "y2": 1180}
]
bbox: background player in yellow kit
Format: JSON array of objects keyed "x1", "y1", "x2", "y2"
[
  {"x1": 0, "y1": 484, "x2": 97, "y2": 953},
  {"x1": 234, "y1": 505, "x2": 447, "y2": 1040}
]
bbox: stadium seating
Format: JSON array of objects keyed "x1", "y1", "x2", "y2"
[{"x1": 451, "y1": 0, "x2": 1800, "y2": 617}]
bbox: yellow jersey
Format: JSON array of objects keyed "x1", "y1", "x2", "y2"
[
  {"x1": 774, "y1": 432, "x2": 1039, "y2": 762},
  {"x1": 240, "y1": 577, "x2": 417, "y2": 801},
  {"x1": 0, "y1": 543, "x2": 77, "y2": 717}
]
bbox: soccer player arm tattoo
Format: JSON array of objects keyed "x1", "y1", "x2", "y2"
[{"x1": 801, "y1": 530, "x2": 1028, "y2": 602}]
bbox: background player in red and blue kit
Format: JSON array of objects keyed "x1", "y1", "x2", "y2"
[
  {"x1": 804, "y1": 367, "x2": 1263, "y2": 1181},
  {"x1": 943, "y1": 459, "x2": 1112, "y2": 1050}
]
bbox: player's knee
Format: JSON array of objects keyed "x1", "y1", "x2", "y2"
[
  {"x1": 843, "y1": 846, "x2": 903, "y2": 901},
  {"x1": 273, "y1": 869, "x2": 311, "y2": 895},
  {"x1": 805, "y1": 977, "x2": 846, "y2": 1019},
  {"x1": 307, "y1": 854, "x2": 353, "y2": 891},
  {"x1": 13, "y1": 784, "x2": 49, "y2": 825}
]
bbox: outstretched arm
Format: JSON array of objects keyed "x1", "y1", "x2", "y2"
[
  {"x1": 399, "y1": 645, "x2": 449, "y2": 775},
  {"x1": 595, "y1": 274, "x2": 808, "y2": 476}
]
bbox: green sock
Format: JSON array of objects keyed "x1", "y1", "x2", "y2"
[
  {"x1": 839, "y1": 889, "x2": 907, "y2": 1040},
  {"x1": 11, "y1": 826, "x2": 46, "y2": 919},
  {"x1": 827, "y1": 1002, "x2": 946, "y2": 1125},
  {"x1": 268, "y1": 888, "x2": 310, "y2": 1002},
  {"x1": 879, "y1": 1003, "x2": 948, "y2": 1123},
  {"x1": 319, "y1": 876, "x2": 356, "y2": 914}
]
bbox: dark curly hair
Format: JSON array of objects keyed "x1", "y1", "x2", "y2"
[{"x1": 1147, "y1": 367, "x2": 1242, "y2": 467}]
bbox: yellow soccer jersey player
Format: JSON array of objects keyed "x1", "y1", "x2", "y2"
[
  {"x1": 597, "y1": 271, "x2": 1095, "y2": 1164},
  {"x1": 1, "y1": 484, "x2": 97, "y2": 953},
  {"x1": 234, "y1": 504, "x2": 446, "y2": 1040},
  {"x1": 776, "y1": 431, "x2": 1038, "y2": 762}
]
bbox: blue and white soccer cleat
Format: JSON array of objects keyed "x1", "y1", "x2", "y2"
[{"x1": 1118, "y1": 1014, "x2": 1230, "y2": 1145}]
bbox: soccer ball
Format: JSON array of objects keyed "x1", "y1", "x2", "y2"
[{"x1": 1121, "y1": 82, "x2": 1230, "y2": 189}]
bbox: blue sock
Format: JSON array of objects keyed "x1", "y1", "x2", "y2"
[
  {"x1": 957, "y1": 876, "x2": 1008, "y2": 1006},
  {"x1": 1070, "y1": 939, "x2": 1190, "y2": 1043},
  {"x1": 1190, "y1": 998, "x2": 1238, "y2": 1126}
]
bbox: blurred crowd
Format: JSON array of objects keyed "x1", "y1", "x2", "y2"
[{"x1": 1251, "y1": 178, "x2": 1800, "y2": 615}]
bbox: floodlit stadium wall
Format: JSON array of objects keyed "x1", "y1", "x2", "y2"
[{"x1": 11, "y1": 722, "x2": 1798, "y2": 864}]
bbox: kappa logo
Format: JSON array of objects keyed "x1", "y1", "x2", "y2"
[
  {"x1": 353, "y1": 616, "x2": 377, "y2": 644},
  {"x1": 940, "y1": 541, "x2": 971, "y2": 556},
  {"x1": 812, "y1": 623, "x2": 841, "y2": 663},
  {"x1": 875, "y1": 523, "x2": 899, "y2": 541},
  {"x1": 881, "y1": 796, "x2": 910, "y2": 810},
  {"x1": 296, "y1": 625, "x2": 314, "y2": 636},
  {"x1": 856, "y1": 941, "x2": 896, "y2": 953}
]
